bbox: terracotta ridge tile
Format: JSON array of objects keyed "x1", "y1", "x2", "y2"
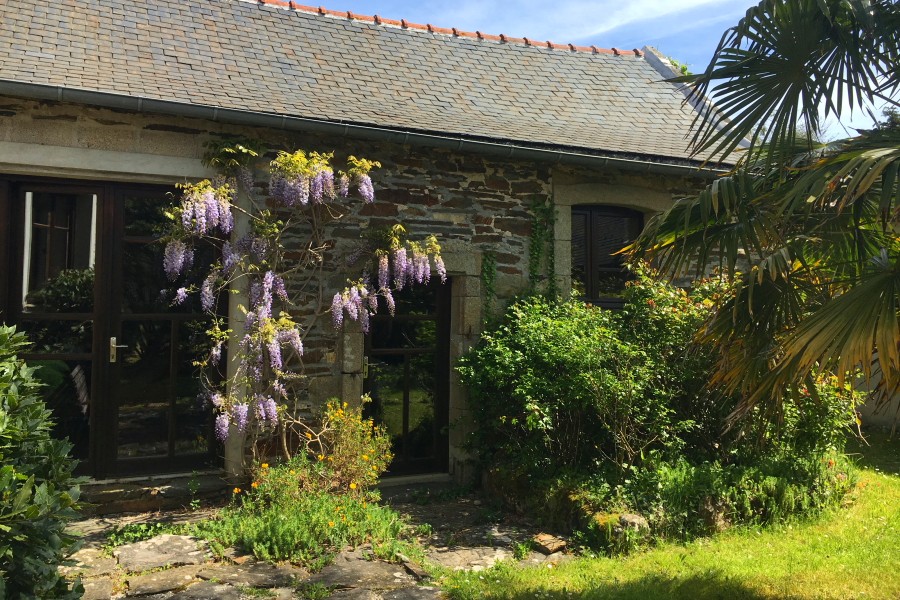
[{"x1": 243, "y1": 0, "x2": 641, "y2": 57}]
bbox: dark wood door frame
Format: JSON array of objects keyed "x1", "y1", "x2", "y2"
[{"x1": 0, "y1": 175, "x2": 215, "y2": 478}]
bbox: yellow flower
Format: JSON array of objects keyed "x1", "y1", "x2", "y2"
[
  {"x1": 233, "y1": 487, "x2": 241, "y2": 494},
  {"x1": 343, "y1": 402, "x2": 348, "y2": 409},
  {"x1": 317, "y1": 454, "x2": 324, "y2": 461},
  {"x1": 349, "y1": 482, "x2": 357, "y2": 490},
  {"x1": 261, "y1": 463, "x2": 269, "y2": 469},
  {"x1": 289, "y1": 469, "x2": 296, "y2": 475},
  {"x1": 327, "y1": 456, "x2": 334, "y2": 462},
  {"x1": 328, "y1": 521, "x2": 335, "y2": 527},
  {"x1": 362, "y1": 454, "x2": 369, "y2": 461},
  {"x1": 251, "y1": 481, "x2": 259, "y2": 488},
  {"x1": 305, "y1": 432, "x2": 313, "y2": 439}
]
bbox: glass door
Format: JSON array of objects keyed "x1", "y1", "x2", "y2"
[
  {"x1": 2, "y1": 179, "x2": 219, "y2": 478},
  {"x1": 7, "y1": 185, "x2": 99, "y2": 466},
  {"x1": 105, "y1": 189, "x2": 218, "y2": 476},
  {"x1": 364, "y1": 282, "x2": 451, "y2": 474}
]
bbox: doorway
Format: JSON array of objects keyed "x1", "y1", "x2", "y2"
[
  {"x1": 0, "y1": 178, "x2": 218, "y2": 478},
  {"x1": 363, "y1": 282, "x2": 451, "y2": 475}
]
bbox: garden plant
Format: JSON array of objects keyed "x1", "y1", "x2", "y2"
[{"x1": 0, "y1": 326, "x2": 83, "y2": 599}]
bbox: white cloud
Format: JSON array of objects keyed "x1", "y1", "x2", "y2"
[{"x1": 409, "y1": 0, "x2": 745, "y2": 44}]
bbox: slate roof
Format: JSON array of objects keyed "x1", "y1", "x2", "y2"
[{"x1": 0, "y1": 0, "x2": 708, "y2": 165}]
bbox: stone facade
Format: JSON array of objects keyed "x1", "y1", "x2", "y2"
[{"x1": 0, "y1": 95, "x2": 706, "y2": 480}]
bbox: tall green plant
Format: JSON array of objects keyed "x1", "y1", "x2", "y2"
[
  {"x1": 0, "y1": 326, "x2": 82, "y2": 599},
  {"x1": 628, "y1": 0, "x2": 900, "y2": 419}
]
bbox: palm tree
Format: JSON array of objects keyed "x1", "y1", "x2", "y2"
[{"x1": 628, "y1": 0, "x2": 900, "y2": 422}]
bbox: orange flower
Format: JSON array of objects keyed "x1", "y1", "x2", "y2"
[
  {"x1": 305, "y1": 432, "x2": 313, "y2": 439},
  {"x1": 251, "y1": 481, "x2": 259, "y2": 488},
  {"x1": 233, "y1": 487, "x2": 241, "y2": 494},
  {"x1": 261, "y1": 463, "x2": 269, "y2": 469}
]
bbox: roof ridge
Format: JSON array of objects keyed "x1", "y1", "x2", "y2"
[{"x1": 246, "y1": 0, "x2": 643, "y2": 57}]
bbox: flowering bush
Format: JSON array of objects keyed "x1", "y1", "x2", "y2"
[
  {"x1": 160, "y1": 142, "x2": 445, "y2": 459},
  {"x1": 251, "y1": 396, "x2": 392, "y2": 498},
  {"x1": 459, "y1": 266, "x2": 863, "y2": 547},
  {"x1": 192, "y1": 396, "x2": 406, "y2": 568}
]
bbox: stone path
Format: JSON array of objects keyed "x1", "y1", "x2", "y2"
[{"x1": 63, "y1": 493, "x2": 572, "y2": 599}]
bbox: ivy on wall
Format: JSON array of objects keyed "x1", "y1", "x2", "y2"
[{"x1": 528, "y1": 195, "x2": 556, "y2": 298}]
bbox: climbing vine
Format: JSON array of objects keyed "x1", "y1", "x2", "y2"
[
  {"x1": 527, "y1": 195, "x2": 557, "y2": 297},
  {"x1": 160, "y1": 139, "x2": 444, "y2": 461},
  {"x1": 480, "y1": 250, "x2": 497, "y2": 323}
]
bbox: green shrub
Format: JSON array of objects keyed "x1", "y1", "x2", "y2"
[
  {"x1": 0, "y1": 326, "x2": 83, "y2": 599},
  {"x1": 458, "y1": 267, "x2": 861, "y2": 550},
  {"x1": 190, "y1": 397, "x2": 410, "y2": 569}
]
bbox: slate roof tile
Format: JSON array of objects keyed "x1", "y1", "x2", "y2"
[{"x1": 0, "y1": 0, "x2": 708, "y2": 163}]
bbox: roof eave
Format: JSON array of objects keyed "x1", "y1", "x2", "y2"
[{"x1": 0, "y1": 80, "x2": 729, "y2": 178}]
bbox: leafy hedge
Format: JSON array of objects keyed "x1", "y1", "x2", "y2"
[
  {"x1": 458, "y1": 268, "x2": 859, "y2": 548},
  {"x1": 0, "y1": 326, "x2": 82, "y2": 598}
]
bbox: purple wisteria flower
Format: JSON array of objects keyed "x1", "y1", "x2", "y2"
[
  {"x1": 173, "y1": 287, "x2": 189, "y2": 305},
  {"x1": 310, "y1": 170, "x2": 327, "y2": 204},
  {"x1": 233, "y1": 403, "x2": 249, "y2": 432},
  {"x1": 384, "y1": 288, "x2": 396, "y2": 316},
  {"x1": 278, "y1": 328, "x2": 303, "y2": 357},
  {"x1": 238, "y1": 167, "x2": 254, "y2": 194},
  {"x1": 272, "y1": 380, "x2": 287, "y2": 399},
  {"x1": 272, "y1": 274, "x2": 288, "y2": 302},
  {"x1": 377, "y1": 254, "x2": 390, "y2": 290},
  {"x1": 283, "y1": 177, "x2": 310, "y2": 207},
  {"x1": 392, "y1": 247, "x2": 408, "y2": 290},
  {"x1": 359, "y1": 307, "x2": 370, "y2": 333},
  {"x1": 337, "y1": 173, "x2": 350, "y2": 198},
  {"x1": 215, "y1": 412, "x2": 230, "y2": 442},
  {"x1": 331, "y1": 292, "x2": 344, "y2": 329},
  {"x1": 267, "y1": 338, "x2": 283, "y2": 371},
  {"x1": 357, "y1": 174, "x2": 375, "y2": 203},
  {"x1": 264, "y1": 397, "x2": 278, "y2": 424},
  {"x1": 164, "y1": 240, "x2": 190, "y2": 281},
  {"x1": 201, "y1": 270, "x2": 217, "y2": 312},
  {"x1": 435, "y1": 255, "x2": 447, "y2": 283},
  {"x1": 346, "y1": 286, "x2": 360, "y2": 321},
  {"x1": 210, "y1": 341, "x2": 223, "y2": 366},
  {"x1": 222, "y1": 241, "x2": 240, "y2": 273},
  {"x1": 209, "y1": 392, "x2": 225, "y2": 408},
  {"x1": 254, "y1": 394, "x2": 268, "y2": 421}
]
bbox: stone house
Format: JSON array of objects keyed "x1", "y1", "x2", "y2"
[{"x1": 0, "y1": 0, "x2": 727, "y2": 482}]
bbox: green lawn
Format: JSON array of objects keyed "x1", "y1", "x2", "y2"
[{"x1": 441, "y1": 433, "x2": 900, "y2": 600}]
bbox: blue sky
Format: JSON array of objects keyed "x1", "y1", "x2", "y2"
[
  {"x1": 335, "y1": 0, "x2": 748, "y2": 72},
  {"x1": 329, "y1": 0, "x2": 887, "y2": 138}
]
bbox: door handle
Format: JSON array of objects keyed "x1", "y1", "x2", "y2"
[{"x1": 109, "y1": 336, "x2": 128, "y2": 363}]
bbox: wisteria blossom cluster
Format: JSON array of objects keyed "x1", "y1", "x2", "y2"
[
  {"x1": 161, "y1": 145, "x2": 442, "y2": 453},
  {"x1": 332, "y1": 229, "x2": 445, "y2": 333},
  {"x1": 269, "y1": 150, "x2": 380, "y2": 206}
]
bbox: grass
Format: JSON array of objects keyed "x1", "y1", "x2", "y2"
[{"x1": 441, "y1": 432, "x2": 900, "y2": 600}]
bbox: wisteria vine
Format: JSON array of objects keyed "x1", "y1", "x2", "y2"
[{"x1": 161, "y1": 145, "x2": 445, "y2": 457}]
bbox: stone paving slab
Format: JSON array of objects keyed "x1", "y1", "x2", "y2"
[
  {"x1": 60, "y1": 548, "x2": 119, "y2": 577},
  {"x1": 307, "y1": 548, "x2": 415, "y2": 591},
  {"x1": 82, "y1": 576, "x2": 115, "y2": 600},
  {"x1": 126, "y1": 565, "x2": 201, "y2": 596},
  {"x1": 168, "y1": 581, "x2": 242, "y2": 599},
  {"x1": 115, "y1": 535, "x2": 210, "y2": 572},
  {"x1": 197, "y1": 561, "x2": 306, "y2": 588},
  {"x1": 426, "y1": 546, "x2": 512, "y2": 571}
]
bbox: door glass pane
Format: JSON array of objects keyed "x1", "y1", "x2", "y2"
[
  {"x1": 18, "y1": 318, "x2": 93, "y2": 353},
  {"x1": 30, "y1": 360, "x2": 91, "y2": 460},
  {"x1": 116, "y1": 320, "x2": 172, "y2": 458},
  {"x1": 21, "y1": 192, "x2": 97, "y2": 313},
  {"x1": 174, "y1": 320, "x2": 212, "y2": 456}
]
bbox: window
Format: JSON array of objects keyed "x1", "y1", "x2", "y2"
[{"x1": 571, "y1": 206, "x2": 643, "y2": 306}]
